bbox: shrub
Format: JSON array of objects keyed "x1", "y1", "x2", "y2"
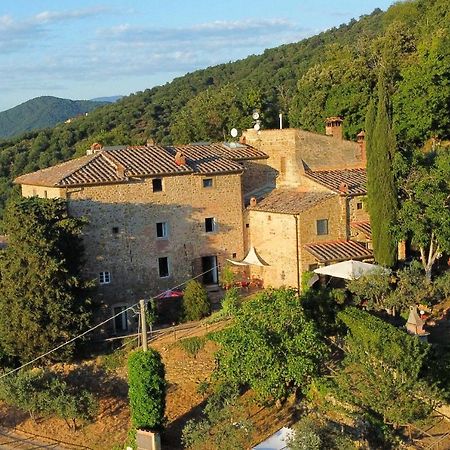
[
  {"x1": 0, "y1": 369, "x2": 98, "y2": 428},
  {"x1": 220, "y1": 287, "x2": 241, "y2": 317},
  {"x1": 128, "y1": 349, "x2": 166, "y2": 431},
  {"x1": 182, "y1": 280, "x2": 210, "y2": 321},
  {"x1": 220, "y1": 264, "x2": 236, "y2": 289},
  {"x1": 178, "y1": 336, "x2": 206, "y2": 358}
]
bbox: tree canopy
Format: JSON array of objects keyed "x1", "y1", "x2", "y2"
[
  {"x1": 335, "y1": 307, "x2": 439, "y2": 426},
  {"x1": 396, "y1": 148, "x2": 450, "y2": 278},
  {"x1": 0, "y1": 197, "x2": 92, "y2": 363},
  {"x1": 366, "y1": 72, "x2": 398, "y2": 267},
  {"x1": 213, "y1": 288, "x2": 326, "y2": 404},
  {"x1": 0, "y1": 0, "x2": 448, "y2": 217}
]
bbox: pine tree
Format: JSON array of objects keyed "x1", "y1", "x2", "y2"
[{"x1": 366, "y1": 73, "x2": 398, "y2": 267}]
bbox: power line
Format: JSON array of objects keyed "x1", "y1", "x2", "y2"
[{"x1": 0, "y1": 266, "x2": 217, "y2": 379}]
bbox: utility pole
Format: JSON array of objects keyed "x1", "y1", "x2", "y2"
[{"x1": 139, "y1": 299, "x2": 148, "y2": 352}]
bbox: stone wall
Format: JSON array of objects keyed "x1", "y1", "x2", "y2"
[
  {"x1": 298, "y1": 196, "x2": 346, "y2": 273},
  {"x1": 245, "y1": 194, "x2": 342, "y2": 289},
  {"x1": 21, "y1": 173, "x2": 245, "y2": 331},
  {"x1": 21, "y1": 185, "x2": 65, "y2": 199},
  {"x1": 245, "y1": 209, "x2": 299, "y2": 288}
]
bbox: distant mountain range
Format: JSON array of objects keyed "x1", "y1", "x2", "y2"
[
  {"x1": 90, "y1": 95, "x2": 123, "y2": 103},
  {"x1": 0, "y1": 96, "x2": 112, "y2": 138}
]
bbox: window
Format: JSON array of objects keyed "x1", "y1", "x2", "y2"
[
  {"x1": 356, "y1": 202, "x2": 363, "y2": 210},
  {"x1": 112, "y1": 226, "x2": 119, "y2": 234},
  {"x1": 203, "y1": 178, "x2": 213, "y2": 188},
  {"x1": 205, "y1": 217, "x2": 216, "y2": 233},
  {"x1": 156, "y1": 222, "x2": 168, "y2": 239},
  {"x1": 232, "y1": 253, "x2": 237, "y2": 258},
  {"x1": 245, "y1": 224, "x2": 249, "y2": 228},
  {"x1": 158, "y1": 257, "x2": 169, "y2": 278},
  {"x1": 152, "y1": 178, "x2": 163, "y2": 192},
  {"x1": 99, "y1": 271, "x2": 111, "y2": 284},
  {"x1": 113, "y1": 306, "x2": 128, "y2": 332},
  {"x1": 316, "y1": 219, "x2": 329, "y2": 236}
]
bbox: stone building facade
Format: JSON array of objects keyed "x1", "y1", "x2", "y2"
[
  {"x1": 239, "y1": 120, "x2": 372, "y2": 289},
  {"x1": 15, "y1": 118, "x2": 372, "y2": 329},
  {"x1": 15, "y1": 143, "x2": 267, "y2": 332}
]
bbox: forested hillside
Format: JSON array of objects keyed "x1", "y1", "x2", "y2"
[
  {"x1": 0, "y1": 0, "x2": 448, "y2": 216},
  {"x1": 0, "y1": 96, "x2": 108, "y2": 139}
]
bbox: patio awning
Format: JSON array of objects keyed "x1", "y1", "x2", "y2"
[
  {"x1": 304, "y1": 240, "x2": 372, "y2": 263},
  {"x1": 226, "y1": 246, "x2": 269, "y2": 267},
  {"x1": 313, "y1": 260, "x2": 389, "y2": 280}
]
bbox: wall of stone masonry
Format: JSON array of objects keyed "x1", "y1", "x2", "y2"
[
  {"x1": 21, "y1": 185, "x2": 66, "y2": 199},
  {"x1": 245, "y1": 209, "x2": 299, "y2": 288},
  {"x1": 240, "y1": 160, "x2": 277, "y2": 197},
  {"x1": 348, "y1": 195, "x2": 371, "y2": 243},
  {"x1": 242, "y1": 129, "x2": 302, "y2": 188},
  {"x1": 298, "y1": 196, "x2": 347, "y2": 273},
  {"x1": 28, "y1": 172, "x2": 246, "y2": 331},
  {"x1": 245, "y1": 194, "x2": 343, "y2": 289}
]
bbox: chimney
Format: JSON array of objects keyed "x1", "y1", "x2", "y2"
[
  {"x1": 146, "y1": 138, "x2": 155, "y2": 146},
  {"x1": 175, "y1": 150, "x2": 186, "y2": 166},
  {"x1": 339, "y1": 182, "x2": 349, "y2": 194},
  {"x1": 250, "y1": 197, "x2": 257, "y2": 207},
  {"x1": 325, "y1": 117, "x2": 343, "y2": 139},
  {"x1": 87, "y1": 142, "x2": 103, "y2": 155},
  {"x1": 357, "y1": 130, "x2": 366, "y2": 162}
]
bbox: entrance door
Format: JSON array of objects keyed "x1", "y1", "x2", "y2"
[{"x1": 202, "y1": 256, "x2": 218, "y2": 285}]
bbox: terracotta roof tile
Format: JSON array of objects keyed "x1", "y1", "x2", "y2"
[
  {"x1": 15, "y1": 142, "x2": 266, "y2": 187},
  {"x1": 249, "y1": 190, "x2": 336, "y2": 214},
  {"x1": 304, "y1": 168, "x2": 367, "y2": 196},
  {"x1": 351, "y1": 221, "x2": 372, "y2": 238},
  {"x1": 304, "y1": 240, "x2": 373, "y2": 263}
]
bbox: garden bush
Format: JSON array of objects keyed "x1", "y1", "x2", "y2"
[
  {"x1": 182, "y1": 280, "x2": 210, "y2": 321},
  {"x1": 128, "y1": 349, "x2": 166, "y2": 431}
]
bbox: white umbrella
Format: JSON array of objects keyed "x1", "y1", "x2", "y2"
[{"x1": 313, "y1": 260, "x2": 388, "y2": 280}]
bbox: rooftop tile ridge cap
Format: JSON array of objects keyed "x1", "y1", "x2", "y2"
[
  {"x1": 306, "y1": 167, "x2": 366, "y2": 174},
  {"x1": 55, "y1": 152, "x2": 101, "y2": 186}
]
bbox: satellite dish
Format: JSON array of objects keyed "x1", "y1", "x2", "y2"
[
  {"x1": 230, "y1": 128, "x2": 238, "y2": 138},
  {"x1": 252, "y1": 111, "x2": 260, "y2": 120},
  {"x1": 254, "y1": 122, "x2": 261, "y2": 131}
]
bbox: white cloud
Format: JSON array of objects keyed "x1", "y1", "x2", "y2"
[{"x1": 32, "y1": 7, "x2": 109, "y2": 25}]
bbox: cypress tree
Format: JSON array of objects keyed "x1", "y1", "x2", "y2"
[{"x1": 366, "y1": 73, "x2": 398, "y2": 267}]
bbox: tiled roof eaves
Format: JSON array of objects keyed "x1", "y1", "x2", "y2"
[
  {"x1": 304, "y1": 168, "x2": 367, "y2": 196},
  {"x1": 57, "y1": 170, "x2": 195, "y2": 187},
  {"x1": 303, "y1": 240, "x2": 373, "y2": 263},
  {"x1": 249, "y1": 191, "x2": 336, "y2": 215}
]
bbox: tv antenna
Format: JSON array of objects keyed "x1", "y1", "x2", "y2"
[
  {"x1": 252, "y1": 110, "x2": 261, "y2": 131},
  {"x1": 230, "y1": 128, "x2": 238, "y2": 138}
]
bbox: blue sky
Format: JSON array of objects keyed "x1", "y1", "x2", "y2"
[{"x1": 0, "y1": 0, "x2": 396, "y2": 112}]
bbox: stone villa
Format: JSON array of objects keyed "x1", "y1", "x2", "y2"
[{"x1": 15, "y1": 117, "x2": 371, "y2": 333}]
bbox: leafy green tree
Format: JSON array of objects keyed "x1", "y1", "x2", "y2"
[
  {"x1": 396, "y1": 148, "x2": 450, "y2": 279},
  {"x1": 182, "y1": 382, "x2": 252, "y2": 450},
  {"x1": 0, "y1": 369, "x2": 97, "y2": 429},
  {"x1": 214, "y1": 288, "x2": 326, "y2": 404},
  {"x1": 0, "y1": 197, "x2": 92, "y2": 363},
  {"x1": 394, "y1": 33, "x2": 450, "y2": 146},
  {"x1": 128, "y1": 349, "x2": 166, "y2": 431},
  {"x1": 182, "y1": 280, "x2": 210, "y2": 321},
  {"x1": 366, "y1": 72, "x2": 398, "y2": 267},
  {"x1": 335, "y1": 307, "x2": 440, "y2": 426},
  {"x1": 347, "y1": 268, "x2": 393, "y2": 311}
]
